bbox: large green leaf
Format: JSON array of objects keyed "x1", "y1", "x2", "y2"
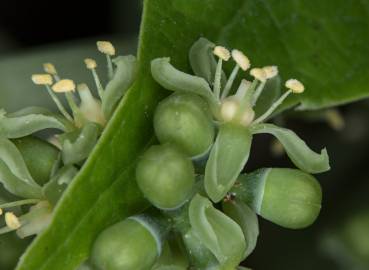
[{"x1": 15, "y1": 0, "x2": 368, "y2": 269}]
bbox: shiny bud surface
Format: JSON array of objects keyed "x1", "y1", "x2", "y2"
[
  {"x1": 233, "y1": 168, "x2": 322, "y2": 229},
  {"x1": 154, "y1": 93, "x2": 215, "y2": 157},
  {"x1": 136, "y1": 144, "x2": 195, "y2": 209},
  {"x1": 91, "y1": 217, "x2": 159, "y2": 270}
]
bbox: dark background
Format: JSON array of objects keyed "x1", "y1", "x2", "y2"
[
  {"x1": 0, "y1": 1, "x2": 141, "y2": 53},
  {"x1": 1, "y1": 1, "x2": 368, "y2": 270}
]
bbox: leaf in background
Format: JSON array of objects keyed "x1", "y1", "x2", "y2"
[{"x1": 15, "y1": 0, "x2": 369, "y2": 269}]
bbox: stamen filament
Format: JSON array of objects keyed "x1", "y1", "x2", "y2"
[
  {"x1": 0, "y1": 226, "x2": 16, "y2": 234},
  {"x1": 106, "y1": 54, "x2": 114, "y2": 80},
  {"x1": 92, "y1": 69, "x2": 104, "y2": 99},
  {"x1": 84, "y1": 58, "x2": 104, "y2": 99},
  {"x1": 45, "y1": 85, "x2": 74, "y2": 122},
  {"x1": 253, "y1": 90, "x2": 292, "y2": 124},
  {"x1": 221, "y1": 65, "x2": 239, "y2": 99},
  {"x1": 251, "y1": 81, "x2": 267, "y2": 106},
  {"x1": 0, "y1": 199, "x2": 41, "y2": 209},
  {"x1": 213, "y1": 59, "x2": 223, "y2": 100}
]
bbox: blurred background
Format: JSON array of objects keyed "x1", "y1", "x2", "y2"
[{"x1": 0, "y1": 1, "x2": 368, "y2": 269}]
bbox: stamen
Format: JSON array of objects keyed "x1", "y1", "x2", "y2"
[
  {"x1": 253, "y1": 90, "x2": 293, "y2": 124},
  {"x1": 52, "y1": 79, "x2": 76, "y2": 93},
  {"x1": 32, "y1": 75, "x2": 73, "y2": 122},
  {"x1": 52, "y1": 79, "x2": 82, "y2": 125},
  {"x1": 43, "y1": 63, "x2": 60, "y2": 81},
  {"x1": 250, "y1": 68, "x2": 267, "y2": 82},
  {"x1": 263, "y1": 66, "x2": 278, "y2": 79},
  {"x1": 251, "y1": 66, "x2": 278, "y2": 106},
  {"x1": 43, "y1": 63, "x2": 57, "y2": 75},
  {"x1": 84, "y1": 58, "x2": 97, "y2": 69},
  {"x1": 97, "y1": 41, "x2": 115, "y2": 79},
  {"x1": 213, "y1": 59, "x2": 224, "y2": 100},
  {"x1": 97, "y1": 41, "x2": 115, "y2": 56},
  {"x1": 231, "y1": 49, "x2": 250, "y2": 71},
  {"x1": 84, "y1": 58, "x2": 104, "y2": 99},
  {"x1": 0, "y1": 208, "x2": 2, "y2": 215},
  {"x1": 285, "y1": 79, "x2": 304, "y2": 94},
  {"x1": 0, "y1": 199, "x2": 41, "y2": 209},
  {"x1": 213, "y1": 46, "x2": 230, "y2": 61},
  {"x1": 221, "y1": 49, "x2": 250, "y2": 99},
  {"x1": 31, "y1": 74, "x2": 53, "y2": 85},
  {"x1": 5, "y1": 212, "x2": 21, "y2": 230}
]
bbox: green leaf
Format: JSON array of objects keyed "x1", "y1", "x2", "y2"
[
  {"x1": 250, "y1": 123, "x2": 330, "y2": 173},
  {"x1": 205, "y1": 123, "x2": 252, "y2": 202}
]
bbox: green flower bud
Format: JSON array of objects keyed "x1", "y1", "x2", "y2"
[
  {"x1": 232, "y1": 168, "x2": 322, "y2": 229},
  {"x1": 12, "y1": 136, "x2": 59, "y2": 186},
  {"x1": 91, "y1": 216, "x2": 162, "y2": 270},
  {"x1": 154, "y1": 93, "x2": 215, "y2": 157},
  {"x1": 136, "y1": 144, "x2": 195, "y2": 209}
]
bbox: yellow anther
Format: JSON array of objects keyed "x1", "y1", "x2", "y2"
[
  {"x1": 285, "y1": 79, "x2": 305, "y2": 93},
  {"x1": 0, "y1": 208, "x2": 2, "y2": 215},
  {"x1": 43, "y1": 63, "x2": 57, "y2": 75},
  {"x1": 97, "y1": 41, "x2": 115, "y2": 56},
  {"x1": 263, "y1": 66, "x2": 278, "y2": 79},
  {"x1": 5, "y1": 212, "x2": 21, "y2": 230},
  {"x1": 31, "y1": 74, "x2": 53, "y2": 85},
  {"x1": 250, "y1": 68, "x2": 267, "y2": 82},
  {"x1": 213, "y1": 46, "x2": 230, "y2": 61},
  {"x1": 231, "y1": 49, "x2": 250, "y2": 71},
  {"x1": 84, "y1": 58, "x2": 97, "y2": 69},
  {"x1": 52, "y1": 79, "x2": 76, "y2": 93}
]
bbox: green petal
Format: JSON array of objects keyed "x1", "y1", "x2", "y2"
[
  {"x1": 189, "y1": 194, "x2": 246, "y2": 268},
  {"x1": 189, "y1": 37, "x2": 226, "y2": 86},
  {"x1": 61, "y1": 122, "x2": 101, "y2": 165},
  {"x1": 151, "y1": 58, "x2": 219, "y2": 113},
  {"x1": 250, "y1": 123, "x2": 330, "y2": 173},
  {"x1": 12, "y1": 136, "x2": 60, "y2": 186},
  {"x1": 205, "y1": 123, "x2": 252, "y2": 202},
  {"x1": 0, "y1": 112, "x2": 66, "y2": 139},
  {"x1": 102, "y1": 55, "x2": 137, "y2": 119},
  {"x1": 223, "y1": 199, "x2": 259, "y2": 259},
  {"x1": 0, "y1": 138, "x2": 42, "y2": 198},
  {"x1": 42, "y1": 165, "x2": 78, "y2": 205}
]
